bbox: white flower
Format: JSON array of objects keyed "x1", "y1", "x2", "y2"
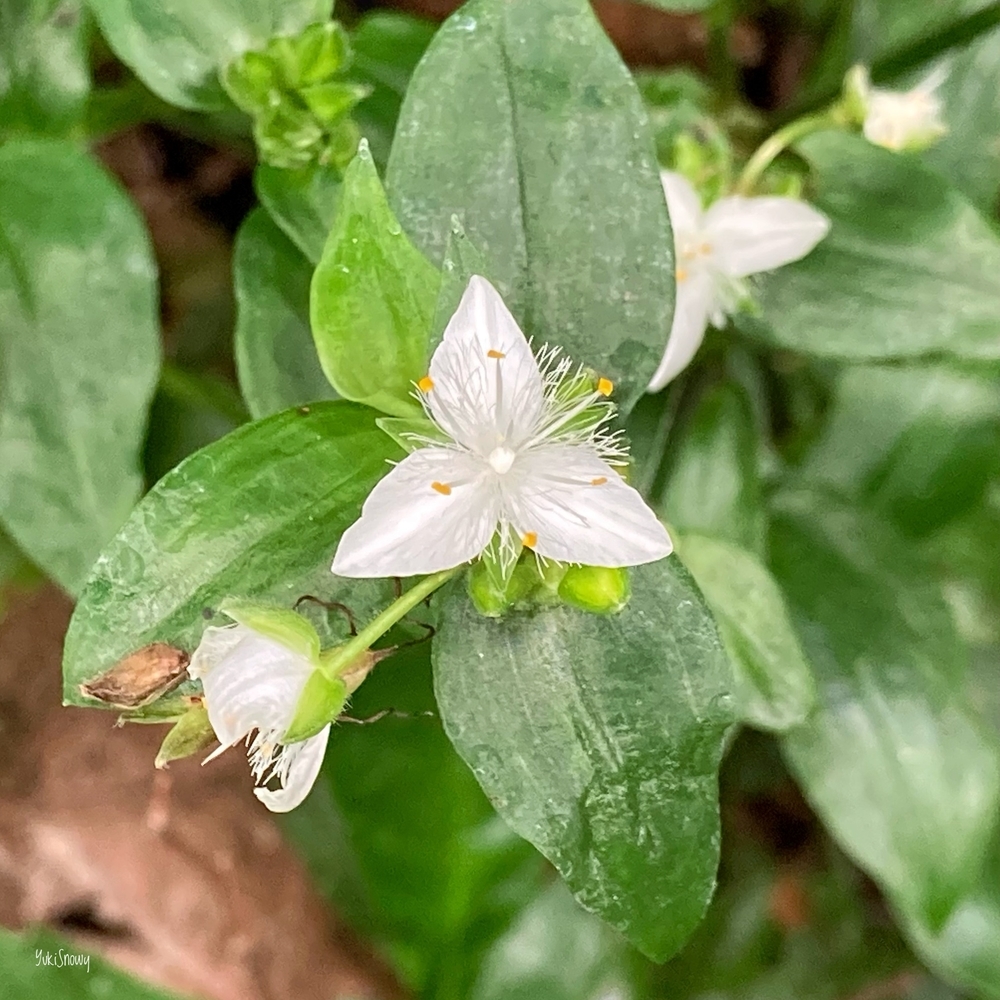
[
  {"x1": 649, "y1": 171, "x2": 830, "y2": 392},
  {"x1": 332, "y1": 275, "x2": 672, "y2": 578},
  {"x1": 862, "y1": 67, "x2": 947, "y2": 152},
  {"x1": 189, "y1": 623, "x2": 329, "y2": 813}
]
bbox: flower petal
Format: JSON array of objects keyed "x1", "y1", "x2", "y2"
[
  {"x1": 192, "y1": 625, "x2": 312, "y2": 747},
  {"x1": 332, "y1": 447, "x2": 499, "y2": 577},
  {"x1": 254, "y1": 725, "x2": 330, "y2": 813},
  {"x1": 648, "y1": 269, "x2": 715, "y2": 391},
  {"x1": 660, "y1": 170, "x2": 703, "y2": 237},
  {"x1": 504, "y1": 445, "x2": 672, "y2": 567},
  {"x1": 703, "y1": 196, "x2": 830, "y2": 278},
  {"x1": 425, "y1": 275, "x2": 545, "y2": 452}
]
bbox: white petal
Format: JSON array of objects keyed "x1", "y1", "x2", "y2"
[
  {"x1": 332, "y1": 447, "x2": 500, "y2": 577},
  {"x1": 254, "y1": 726, "x2": 330, "y2": 813},
  {"x1": 703, "y1": 196, "x2": 830, "y2": 278},
  {"x1": 503, "y1": 445, "x2": 672, "y2": 566},
  {"x1": 425, "y1": 275, "x2": 545, "y2": 452},
  {"x1": 193, "y1": 626, "x2": 313, "y2": 747},
  {"x1": 660, "y1": 171, "x2": 704, "y2": 237},
  {"x1": 648, "y1": 269, "x2": 715, "y2": 392}
]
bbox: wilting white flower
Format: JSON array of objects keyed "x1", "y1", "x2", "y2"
[
  {"x1": 333, "y1": 275, "x2": 672, "y2": 578},
  {"x1": 649, "y1": 172, "x2": 830, "y2": 391},
  {"x1": 189, "y1": 623, "x2": 329, "y2": 813},
  {"x1": 862, "y1": 67, "x2": 948, "y2": 152}
]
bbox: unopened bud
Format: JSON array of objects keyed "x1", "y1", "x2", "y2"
[
  {"x1": 155, "y1": 704, "x2": 215, "y2": 768},
  {"x1": 558, "y1": 565, "x2": 631, "y2": 615},
  {"x1": 468, "y1": 557, "x2": 541, "y2": 617}
]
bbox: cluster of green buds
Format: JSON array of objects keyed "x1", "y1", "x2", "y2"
[{"x1": 221, "y1": 21, "x2": 371, "y2": 171}]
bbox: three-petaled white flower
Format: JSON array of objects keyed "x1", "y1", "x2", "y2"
[
  {"x1": 649, "y1": 171, "x2": 830, "y2": 391},
  {"x1": 333, "y1": 275, "x2": 672, "y2": 578},
  {"x1": 190, "y1": 622, "x2": 328, "y2": 813},
  {"x1": 861, "y1": 67, "x2": 948, "y2": 152}
]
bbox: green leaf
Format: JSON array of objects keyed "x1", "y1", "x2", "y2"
[
  {"x1": 0, "y1": 927, "x2": 177, "y2": 998},
  {"x1": 471, "y1": 882, "x2": 637, "y2": 1000},
  {"x1": 386, "y1": 0, "x2": 675, "y2": 413},
  {"x1": 433, "y1": 558, "x2": 734, "y2": 961},
  {"x1": 753, "y1": 131, "x2": 1000, "y2": 361},
  {"x1": 770, "y1": 491, "x2": 1000, "y2": 930},
  {"x1": 62, "y1": 401, "x2": 401, "y2": 704},
  {"x1": 923, "y1": 27, "x2": 1000, "y2": 214},
  {"x1": 658, "y1": 382, "x2": 766, "y2": 554},
  {"x1": 0, "y1": 139, "x2": 160, "y2": 595},
  {"x1": 800, "y1": 363, "x2": 1000, "y2": 537},
  {"x1": 318, "y1": 642, "x2": 544, "y2": 995},
  {"x1": 233, "y1": 208, "x2": 335, "y2": 419},
  {"x1": 310, "y1": 140, "x2": 439, "y2": 418},
  {"x1": 0, "y1": 0, "x2": 90, "y2": 138},
  {"x1": 254, "y1": 162, "x2": 340, "y2": 264},
  {"x1": 676, "y1": 533, "x2": 816, "y2": 732},
  {"x1": 86, "y1": 0, "x2": 328, "y2": 109}
]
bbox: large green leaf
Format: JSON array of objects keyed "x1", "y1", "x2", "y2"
[
  {"x1": 0, "y1": 0, "x2": 90, "y2": 138},
  {"x1": 0, "y1": 927, "x2": 178, "y2": 998},
  {"x1": 800, "y1": 363, "x2": 1000, "y2": 537},
  {"x1": 677, "y1": 533, "x2": 815, "y2": 732},
  {"x1": 386, "y1": 0, "x2": 674, "y2": 413},
  {"x1": 310, "y1": 141, "x2": 439, "y2": 418},
  {"x1": 0, "y1": 139, "x2": 160, "y2": 595},
  {"x1": 854, "y1": 0, "x2": 998, "y2": 63},
  {"x1": 923, "y1": 27, "x2": 1000, "y2": 214},
  {"x1": 318, "y1": 642, "x2": 543, "y2": 996},
  {"x1": 770, "y1": 491, "x2": 1000, "y2": 930},
  {"x1": 754, "y1": 131, "x2": 1000, "y2": 361},
  {"x1": 62, "y1": 401, "x2": 401, "y2": 703},
  {"x1": 433, "y1": 559, "x2": 734, "y2": 961},
  {"x1": 254, "y1": 163, "x2": 340, "y2": 265},
  {"x1": 233, "y1": 208, "x2": 335, "y2": 419},
  {"x1": 86, "y1": 0, "x2": 328, "y2": 109}
]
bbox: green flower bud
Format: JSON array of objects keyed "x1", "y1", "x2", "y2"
[
  {"x1": 841, "y1": 64, "x2": 871, "y2": 127},
  {"x1": 558, "y1": 564, "x2": 631, "y2": 615},
  {"x1": 155, "y1": 704, "x2": 215, "y2": 768},
  {"x1": 468, "y1": 556, "x2": 541, "y2": 617}
]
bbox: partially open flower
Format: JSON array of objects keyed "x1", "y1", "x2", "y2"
[
  {"x1": 860, "y1": 67, "x2": 948, "y2": 153},
  {"x1": 332, "y1": 275, "x2": 672, "y2": 579},
  {"x1": 650, "y1": 171, "x2": 829, "y2": 391}
]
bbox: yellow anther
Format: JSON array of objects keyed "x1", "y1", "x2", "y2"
[
  {"x1": 522, "y1": 531, "x2": 538, "y2": 549},
  {"x1": 417, "y1": 375, "x2": 434, "y2": 392},
  {"x1": 431, "y1": 481, "x2": 452, "y2": 495},
  {"x1": 596, "y1": 377, "x2": 613, "y2": 397},
  {"x1": 591, "y1": 476, "x2": 608, "y2": 486},
  {"x1": 699, "y1": 242, "x2": 713, "y2": 255},
  {"x1": 487, "y1": 349, "x2": 506, "y2": 359},
  {"x1": 676, "y1": 267, "x2": 689, "y2": 283}
]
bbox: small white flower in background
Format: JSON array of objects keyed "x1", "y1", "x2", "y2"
[
  {"x1": 649, "y1": 171, "x2": 830, "y2": 392},
  {"x1": 861, "y1": 66, "x2": 948, "y2": 152},
  {"x1": 333, "y1": 275, "x2": 672, "y2": 578},
  {"x1": 189, "y1": 623, "x2": 328, "y2": 813}
]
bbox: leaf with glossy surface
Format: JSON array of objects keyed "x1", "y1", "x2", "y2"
[
  {"x1": 771, "y1": 491, "x2": 1000, "y2": 929},
  {"x1": 234, "y1": 208, "x2": 335, "y2": 419},
  {"x1": 386, "y1": 0, "x2": 674, "y2": 413},
  {"x1": 0, "y1": 139, "x2": 160, "y2": 595},
  {"x1": 433, "y1": 559, "x2": 734, "y2": 961},
  {"x1": 0, "y1": 0, "x2": 90, "y2": 138},
  {"x1": 254, "y1": 163, "x2": 340, "y2": 264},
  {"x1": 86, "y1": 0, "x2": 328, "y2": 109},
  {"x1": 754, "y1": 131, "x2": 1000, "y2": 361},
  {"x1": 62, "y1": 401, "x2": 401, "y2": 704},
  {"x1": 311, "y1": 141, "x2": 439, "y2": 417},
  {"x1": 677, "y1": 533, "x2": 815, "y2": 732}
]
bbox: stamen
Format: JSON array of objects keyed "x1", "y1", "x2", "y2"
[
  {"x1": 676, "y1": 267, "x2": 689, "y2": 283},
  {"x1": 487, "y1": 349, "x2": 506, "y2": 359},
  {"x1": 597, "y1": 378, "x2": 613, "y2": 397},
  {"x1": 591, "y1": 476, "x2": 608, "y2": 485},
  {"x1": 431, "y1": 481, "x2": 452, "y2": 495},
  {"x1": 522, "y1": 531, "x2": 537, "y2": 549},
  {"x1": 699, "y1": 242, "x2": 713, "y2": 255},
  {"x1": 417, "y1": 375, "x2": 434, "y2": 392}
]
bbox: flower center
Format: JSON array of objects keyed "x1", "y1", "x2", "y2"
[{"x1": 488, "y1": 445, "x2": 517, "y2": 475}]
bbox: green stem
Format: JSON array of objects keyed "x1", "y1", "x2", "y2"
[
  {"x1": 319, "y1": 568, "x2": 459, "y2": 678},
  {"x1": 734, "y1": 109, "x2": 842, "y2": 196}
]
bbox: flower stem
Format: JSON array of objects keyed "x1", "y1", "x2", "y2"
[
  {"x1": 319, "y1": 568, "x2": 459, "y2": 678},
  {"x1": 734, "y1": 108, "x2": 842, "y2": 196}
]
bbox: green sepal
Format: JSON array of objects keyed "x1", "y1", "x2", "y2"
[
  {"x1": 283, "y1": 668, "x2": 348, "y2": 743},
  {"x1": 558, "y1": 565, "x2": 631, "y2": 615},
  {"x1": 220, "y1": 51, "x2": 280, "y2": 112},
  {"x1": 468, "y1": 556, "x2": 540, "y2": 617},
  {"x1": 219, "y1": 598, "x2": 321, "y2": 664},
  {"x1": 301, "y1": 81, "x2": 372, "y2": 126},
  {"x1": 376, "y1": 416, "x2": 449, "y2": 454},
  {"x1": 155, "y1": 705, "x2": 215, "y2": 767},
  {"x1": 841, "y1": 64, "x2": 870, "y2": 127},
  {"x1": 287, "y1": 21, "x2": 351, "y2": 87}
]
